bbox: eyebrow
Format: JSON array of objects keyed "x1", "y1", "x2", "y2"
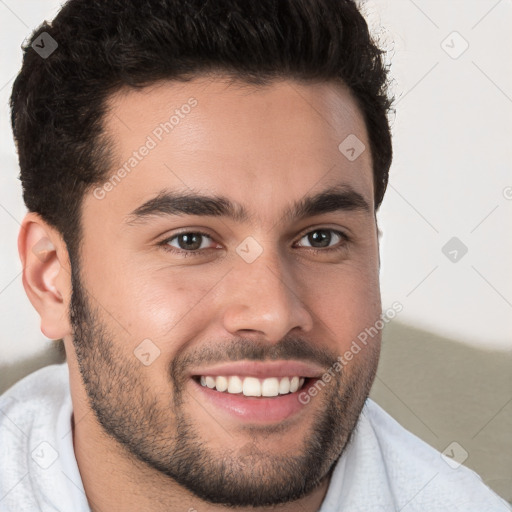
[{"x1": 125, "y1": 184, "x2": 371, "y2": 226}]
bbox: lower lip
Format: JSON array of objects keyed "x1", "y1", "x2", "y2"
[{"x1": 191, "y1": 378, "x2": 317, "y2": 423}]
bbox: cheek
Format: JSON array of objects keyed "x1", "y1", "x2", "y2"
[
  {"x1": 92, "y1": 262, "x2": 225, "y2": 350},
  {"x1": 302, "y1": 261, "x2": 381, "y2": 351}
]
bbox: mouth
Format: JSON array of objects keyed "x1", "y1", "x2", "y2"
[
  {"x1": 188, "y1": 360, "x2": 324, "y2": 424},
  {"x1": 194, "y1": 374, "x2": 308, "y2": 397}
]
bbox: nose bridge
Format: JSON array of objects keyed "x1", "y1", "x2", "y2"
[{"x1": 220, "y1": 247, "x2": 313, "y2": 341}]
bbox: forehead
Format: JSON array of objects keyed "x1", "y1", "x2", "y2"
[{"x1": 90, "y1": 77, "x2": 374, "y2": 226}]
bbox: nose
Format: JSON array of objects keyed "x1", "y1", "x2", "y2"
[{"x1": 220, "y1": 252, "x2": 314, "y2": 343}]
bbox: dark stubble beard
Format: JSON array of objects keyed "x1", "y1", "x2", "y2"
[{"x1": 69, "y1": 262, "x2": 380, "y2": 507}]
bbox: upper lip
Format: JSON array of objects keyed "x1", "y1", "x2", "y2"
[{"x1": 189, "y1": 360, "x2": 325, "y2": 379}]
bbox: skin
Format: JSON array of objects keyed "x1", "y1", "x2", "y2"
[{"x1": 19, "y1": 76, "x2": 382, "y2": 512}]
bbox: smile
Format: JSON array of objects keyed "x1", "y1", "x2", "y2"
[{"x1": 198, "y1": 375, "x2": 306, "y2": 397}]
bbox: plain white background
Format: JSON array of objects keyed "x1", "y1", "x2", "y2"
[{"x1": 0, "y1": 0, "x2": 511, "y2": 364}]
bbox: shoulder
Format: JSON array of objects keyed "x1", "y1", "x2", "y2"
[
  {"x1": 0, "y1": 363, "x2": 72, "y2": 508},
  {"x1": 1, "y1": 362, "x2": 69, "y2": 423},
  {"x1": 0, "y1": 363, "x2": 70, "y2": 429},
  {"x1": 359, "y1": 399, "x2": 511, "y2": 511}
]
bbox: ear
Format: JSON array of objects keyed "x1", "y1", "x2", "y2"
[{"x1": 18, "y1": 212, "x2": 73, "y2": 340}]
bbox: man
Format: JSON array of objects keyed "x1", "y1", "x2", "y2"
[{"x1": 1, "y1": 0, "x2": 510, "y2": 510}]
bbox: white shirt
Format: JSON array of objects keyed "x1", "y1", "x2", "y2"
[{"x1": 0, "y1": 363, "x2": 510, "y2": 511}]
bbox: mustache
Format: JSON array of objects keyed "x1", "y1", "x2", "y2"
[{"x1": 170, "y1": 335, "x2": 337, "y2": 383}]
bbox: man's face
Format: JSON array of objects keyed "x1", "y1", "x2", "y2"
[{"x1": 69, "y1": 77, "x2": 382, "y2": 506}]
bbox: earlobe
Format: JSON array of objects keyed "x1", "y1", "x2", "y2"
[{"x1": 18, "y1": 213, "x2": 72, "y2": 340}]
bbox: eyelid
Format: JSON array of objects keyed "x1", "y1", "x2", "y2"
[
  {"x1": 293, "y1": 221, "x2": 349, "y2": 239},
  {"x1": 158, "y1": 226, "x2": 349, "y2": 257},
  {"x1": 157, "y1": 228, "x2": 218, "y2": 255},
  {"x1": 158, "y1": 226, "x2": 215, "y2": 239},
  {"x1": 294, "y1": 228, "x2": 349, "y2": 248}
]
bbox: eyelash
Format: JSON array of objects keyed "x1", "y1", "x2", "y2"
[
  {"x1": 158, "y1": 229, "x2": 350, "y2": 258},
  {"x1": 158, "y1": 230, "x2": 215, "y2": 258}
]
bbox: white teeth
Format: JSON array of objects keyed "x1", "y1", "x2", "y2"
[
  {"x1": 289, "y1": 376, "x2": 300, "y2": 393},
  {"x1": 261, "y1": 377, "x2": 279, "y2": 397},
  {"x1": 243, "y1": 377, "x2": 261, "y2": 397},
  {"x1": 278, "y1": 377, "x2": 290, "y2": 394},
  {"x1": 199, "y1": 375, "x2": 307, "y2": 397},
  {"x1": 215, "y1": 375, "x2": 228, "y2": 392},
  {"x1": 227, "y1": 376, "x2": 243, "y2": 394}
]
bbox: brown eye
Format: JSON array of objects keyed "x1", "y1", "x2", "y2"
[
  {"x1": 165, "y1": 232, "x2": 214, "y2": 252},
  {"x1": 297, "y1": 229, "x2": 347, "y2": 249},
  {"x1": 307, "y1": 230, "x2": 332, "y2": 248}
]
